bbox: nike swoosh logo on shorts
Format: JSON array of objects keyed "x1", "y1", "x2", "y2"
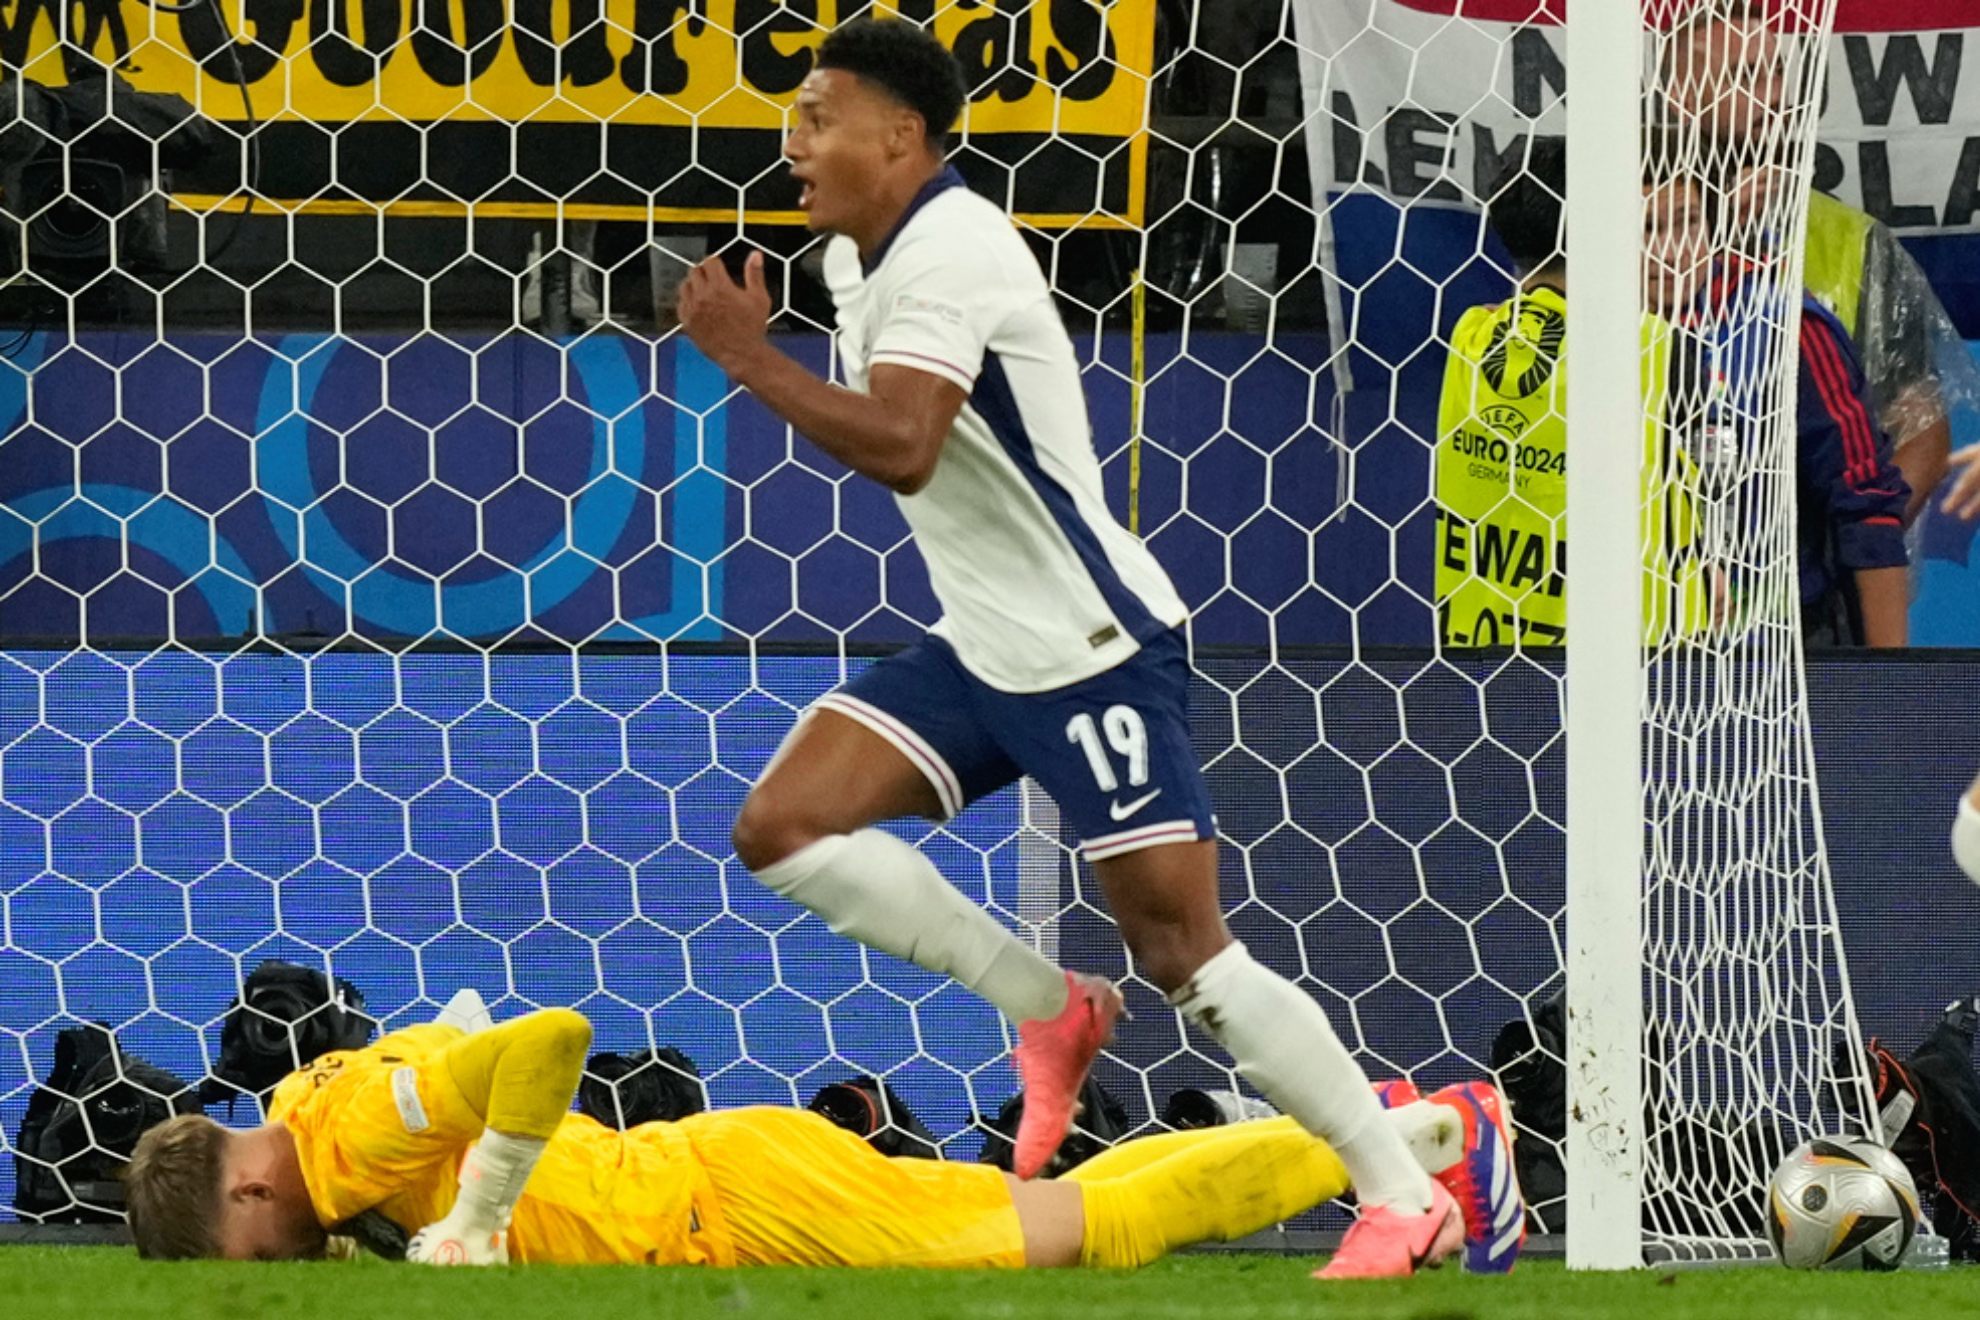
[{"x1": 1108, "y1": 789, "x2": 1162, "y2": 822}]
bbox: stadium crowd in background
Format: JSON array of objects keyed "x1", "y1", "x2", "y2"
[
  {"x1": 1670, "y1": 0, "x2": 1980, "y2": 551},
  {"x1": 1435, "y1": 3, "x2": 1935, "y2": 650},
  {"x1": 1662, "y1": 0, "x2": 1977, "y2": 528}
]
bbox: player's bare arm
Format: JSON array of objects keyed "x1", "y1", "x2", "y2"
[
  {"x1": 677, "y1": 255, "x2": 961, "y2": 495},
  {"x1": 1853, "y1": 565, "x2": 1909, "y2": 648},
  {"x1": 678, "y1": 56, "x2": 963, "y2": 494},
  {"x1": 1943, "y1": 442, "x2": 1980, "y2": 521}
]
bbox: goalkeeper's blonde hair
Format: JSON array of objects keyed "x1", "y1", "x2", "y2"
[{"x1": 122, "y1": 1112, "x2": 226, "y2": 1259}]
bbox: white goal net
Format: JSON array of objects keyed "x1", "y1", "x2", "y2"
[{"x1": 0, "y1": 0, "x2": 1871, "y2": 1265}]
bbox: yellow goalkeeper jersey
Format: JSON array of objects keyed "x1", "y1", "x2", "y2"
[
  {"x1": 267, "y1": 1024, "x2": 735, "y2": 1266},
  {"x1": 1432, "y1": 286, "x2": 1710, "y2": 648}
]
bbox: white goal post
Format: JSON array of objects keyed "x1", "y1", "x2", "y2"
[
  {"x1": 1563, "y1": 0, "x2": 1647, "y2": 1272},
  {"x1": 1556, "y1": 0, "x2": 1874, "y2": 1268}
]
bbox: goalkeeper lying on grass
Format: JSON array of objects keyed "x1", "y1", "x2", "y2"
[{"x1": 122, "y1": 1001, "x2": 1524, "y2": 1271}]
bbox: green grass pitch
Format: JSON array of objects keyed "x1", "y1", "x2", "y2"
[{"x1": 5, "y1": 1248, "x2": 1974, "y2": 1320}]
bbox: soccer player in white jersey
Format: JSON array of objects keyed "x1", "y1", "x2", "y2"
[{"x1": 677, "y1": 18, "x2": 1518, "y2": 1278}]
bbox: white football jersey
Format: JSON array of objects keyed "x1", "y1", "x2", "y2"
[{"x1": 822, "y1": 169, "x2": 1188, "y2": 693}]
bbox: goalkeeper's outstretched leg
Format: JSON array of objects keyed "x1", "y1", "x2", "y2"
[{"x1": 681, "y1": 1100, "x2": 1358, "y2": 1270}]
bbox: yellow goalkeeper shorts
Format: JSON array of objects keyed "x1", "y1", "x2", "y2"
[{"x1": 681, "y1": 1107, "x2": 1025, "y2": 1268}]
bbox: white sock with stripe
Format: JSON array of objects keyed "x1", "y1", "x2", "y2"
[
  {"x1": 754, "y1": 829, "x2": 1070, "y2": 1024},
  {"x1": 1170, "y1": 941, "x2": 1437, "y2": 1214}
]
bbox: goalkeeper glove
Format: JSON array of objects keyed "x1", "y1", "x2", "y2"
[
  {"x1": 405, "y1": 1129, "x2": 545, "y2": 1267},
  {"x1": 401, "y1": 1219, "x2": 506, "y2": 1266},
  {"x1": 406, "y1": 1218, "x2": 508, "y2": 1267}
]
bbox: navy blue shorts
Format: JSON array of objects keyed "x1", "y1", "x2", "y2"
[{"x1": 816, "y1": 629, "x2": 1216, "y2": 862}]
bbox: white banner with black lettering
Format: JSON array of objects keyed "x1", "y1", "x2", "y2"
[
  {"x1": 1289, "y1": 0, "x2": 1980, "y2": 369},
  {"x1": 1292, "y1": 0, "x2": 1980, "y2": 230}
]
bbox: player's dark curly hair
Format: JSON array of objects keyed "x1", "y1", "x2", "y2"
[{"x1": 817, "y1": 18, "x2": 967, "y2": 149}]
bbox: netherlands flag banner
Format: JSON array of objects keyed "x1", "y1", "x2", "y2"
[
  {"x1": 1290, "y1": 0, "x2": 1980, "y2": 372},
  {"x1": 1379, "y1": 1, "x2": 1980, "y2": 31}
]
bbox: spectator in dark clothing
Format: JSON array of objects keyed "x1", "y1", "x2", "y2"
[
  {"x1": 1794, "y1": 298, "x2": 1910, "y2": 646},
  {"x1": 1686, "y1": 246, "x2": 1910, "y2": 647}
]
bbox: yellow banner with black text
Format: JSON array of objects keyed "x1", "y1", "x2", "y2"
[{"x1": 9, "y1": 0, "x2": 1151, "y2": 223}]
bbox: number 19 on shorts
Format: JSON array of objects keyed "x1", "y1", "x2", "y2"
[{"x1": 1066, "y1": 706, "x2": 1149, "y2": 792}]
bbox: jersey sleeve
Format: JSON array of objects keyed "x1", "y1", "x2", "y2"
[
  {"x1": 1797, "y1": 311, "x2": 1910, "y2": 572},
  {"x1": 269, "y1": 1025, "x2": 492, "y2": 1226},
  {"x1": 864, "y1": 229, "x2": 1016, "y2": 392}
]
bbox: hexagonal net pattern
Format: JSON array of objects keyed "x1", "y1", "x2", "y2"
[
  {"x1": 1609, "y1": 0, "x2": 1873, "y2": 1261},
  {"x1": 0, "y1": 0, "x2": 1868, "y2": 1266}
]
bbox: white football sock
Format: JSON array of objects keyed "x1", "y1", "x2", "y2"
[
  {"x1": 1386, "y1": 1097, "x2": 1464, "y2": 1176},
  {"x1": 1170, "y1": 941, "x2": 1437, "y2": 1213},
  {"x1": 754, "y1": 829, "x2": 1070, "y2": 1024}
]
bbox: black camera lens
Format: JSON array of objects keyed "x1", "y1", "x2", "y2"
[
  {"x1": 811, "y1": 1082, "x2": 884, "y2": 1138},
  {"x1": 243, "y1": 984, "x2": 318, "y2": 1054},
  {"x1": 1160, "y1": 1088, "x2": 1227, "y2": 1131},
  {"x1": 84, "y1": 1085, "x2": 150, "y2": 1148}
]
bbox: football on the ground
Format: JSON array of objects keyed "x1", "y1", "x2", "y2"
[{"x1": 1765, "y1": 1136, "x2": 1921, "y2": 1270}]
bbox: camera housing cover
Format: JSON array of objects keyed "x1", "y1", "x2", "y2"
[
  {"x1": 202, "y1": 960, "x2": 375, "y2": 1103},
  {"x1": 11, "y1": 1023, "x2": 199, "y2": 1222}
]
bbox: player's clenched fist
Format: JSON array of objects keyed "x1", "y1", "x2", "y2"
[{"x1": 407, "y1": 1215, "x2": 509, "y2": 1266}]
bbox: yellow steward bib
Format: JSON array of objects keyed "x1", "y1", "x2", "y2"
[{"x1": 1432, "y1": 287, "x2": 1709, "y2": 648}]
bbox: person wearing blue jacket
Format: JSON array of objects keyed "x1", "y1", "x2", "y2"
[
  {"x1": 1792, "y1": 296, "x2": 1911, "y2": 646},
  {"x1": 1687, "y1": 260, "x2": 1909, "y2": 647}
]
